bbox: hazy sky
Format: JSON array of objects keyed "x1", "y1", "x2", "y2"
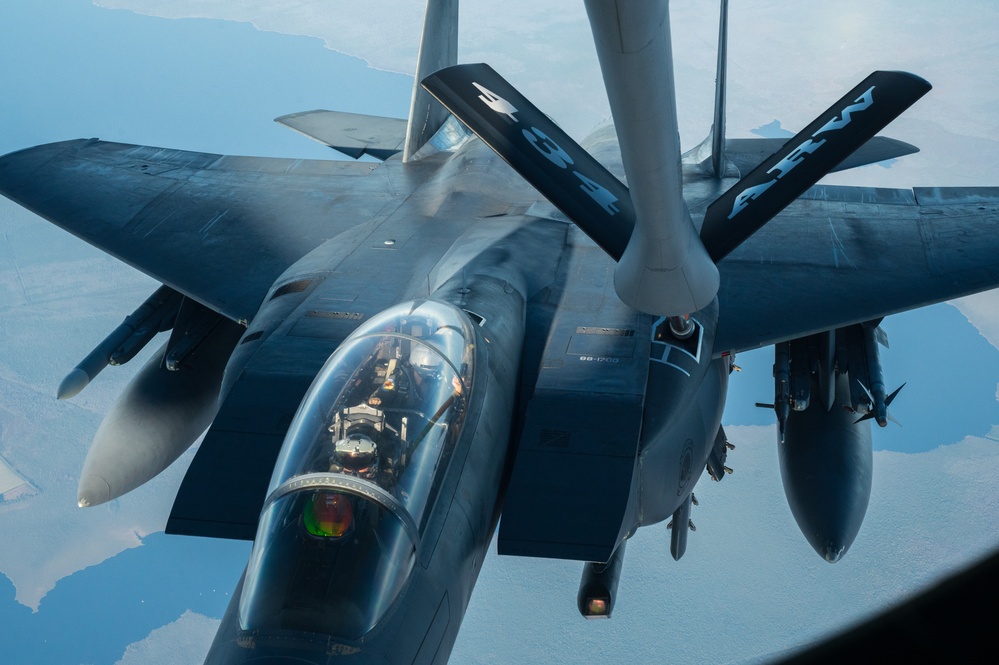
[{"x1": 2, "y1": 2, "x2": 999, "y2": 664}]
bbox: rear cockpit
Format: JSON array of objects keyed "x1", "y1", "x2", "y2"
[{"x1": 240, "y1": 300, "x2": 476, "y2": 638}]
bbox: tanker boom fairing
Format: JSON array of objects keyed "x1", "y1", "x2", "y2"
[{"x1": 3, "y1": 0, "x2": 999, "y2": 663}]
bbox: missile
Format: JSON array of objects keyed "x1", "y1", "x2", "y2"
[
  {"x1": 706, "y1": 426, "x2": 732, "y2": 482},
  {"x1": 577, "y1": 540, "x2": 627, "y2": 620},
  {"x1": 842, "y1": 323, "x2": 902, "y2": 427},
  {"x1": 854, "y1": 324, "x2": 902, "y2": 427},
  {"x1": 789, "y1": 338, "x2": 811, "y2": 412},
  {"x1": 855, "y1": 382, "x2": 905, "y2": 427},
  {"x1": 815, "y1": 330, "x2": 836, "y2": 413},
  {"x1": 771, "y1": 342, "x2": 791, "y2": 441},
  {"x1": 57, "y1": 285, "x2": 182, "y2": 399},
  {"x1": 668, "y1": 493, "x2": 695, "y2": 561}
]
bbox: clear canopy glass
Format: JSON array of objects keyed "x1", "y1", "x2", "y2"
[{"x1": 240, "y1": 300, "x2": 476, "y2": 638}]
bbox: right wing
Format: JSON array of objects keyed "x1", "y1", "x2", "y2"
[
  {"x1": 714, "y1": 184, "x2": 999, "y2": 354},
  {"x1": 0, "y1": 139, "x2": 405, "y2": 321}
]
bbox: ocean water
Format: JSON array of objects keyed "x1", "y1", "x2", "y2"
[
  {"x1": 0, "y1": 0, "x2": 412, "y2": 157},
  {"x1": 0, "y1": 533, "x2": 249, "y2": 665}
]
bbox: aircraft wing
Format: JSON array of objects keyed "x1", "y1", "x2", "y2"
[
  {"x1": 714, "y1": 184, "x2": 999, "y2": 354},
  {"x1": 0, "y1": 139, "x2": 402, "y2": 321}
]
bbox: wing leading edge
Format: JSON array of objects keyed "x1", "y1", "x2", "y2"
[{"x1": 0, "y1": 139, "x2": 404, "y2": 321}]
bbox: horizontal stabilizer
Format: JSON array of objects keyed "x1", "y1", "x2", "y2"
[
  {"x1": 701, "y1": 71, "x2": 931, "y2": 262},
  {"x1": 275, "y1": 110, "x2": 406, "y2": 160},
  {"x1": 725, "y1": 136, "x2": 919, "y2": 177},
  {"x1": 423, "y1": 63, "x2": 635, "y2": 260}
]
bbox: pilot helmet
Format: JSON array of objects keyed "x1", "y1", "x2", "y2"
[
  {"x1": 410, "y1": 341, "x2": 442, "y2": 376},
  {"x1": 334, "y1": 432, "x2": 379, "y2": 480}
]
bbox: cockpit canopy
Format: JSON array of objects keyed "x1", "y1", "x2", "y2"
[{"x1": 240, "y1": 300, "x2": 476, "y2": 638}]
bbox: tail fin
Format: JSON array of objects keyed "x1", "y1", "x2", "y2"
[
  {"x1": 710, "y1": 0, "x2": 730, "y2": 178},
  {"x1": 403, "y1": 0, "x2": 459, "y2": 161}
]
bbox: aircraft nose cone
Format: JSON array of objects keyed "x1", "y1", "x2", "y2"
[{"x1": 78, "y1": 475, "x2": 112, "y2": 508}]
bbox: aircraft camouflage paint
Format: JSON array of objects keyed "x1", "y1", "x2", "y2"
[{"x1": 1, "y1": 0, "x2": 996, "y2": 662}]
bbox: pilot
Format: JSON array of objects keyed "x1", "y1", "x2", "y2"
[
  {"x1": 409, "y1": 340, "x2": 444, "y2": 401},
  {"x1": 410, "y1": 342, "x2": 440, "y2": 374}
]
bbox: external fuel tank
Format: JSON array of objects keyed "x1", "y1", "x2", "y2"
[{"x1": 779, "y1": 374, "x2": 873, "y2": 563}]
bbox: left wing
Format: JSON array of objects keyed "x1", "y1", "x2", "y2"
[
  {"x1": 713, "y1": 184, "x2": 999, "y2": 354},
  {"x1": 0, "y1": 139, "x2": 403, "y2": 321}
]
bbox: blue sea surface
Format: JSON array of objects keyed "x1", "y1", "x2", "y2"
[
  {"x1": 0, "y1": 0, "x2": 412, "y2": 157},
  {"x1": 0, "y1": 533, "x2": 250, "y2": 665}
]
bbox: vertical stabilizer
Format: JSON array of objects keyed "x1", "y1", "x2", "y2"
[
  {"x1": 403, "y1": 0, "x2": 459, "y2": 161},
  {"x1": 710, "y1": 0, "x2": 729, "y2": 178}
]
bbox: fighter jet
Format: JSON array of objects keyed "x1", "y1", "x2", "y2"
[{"x1": 0, "y1": 0, "x2": 996, "y2": 662}]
